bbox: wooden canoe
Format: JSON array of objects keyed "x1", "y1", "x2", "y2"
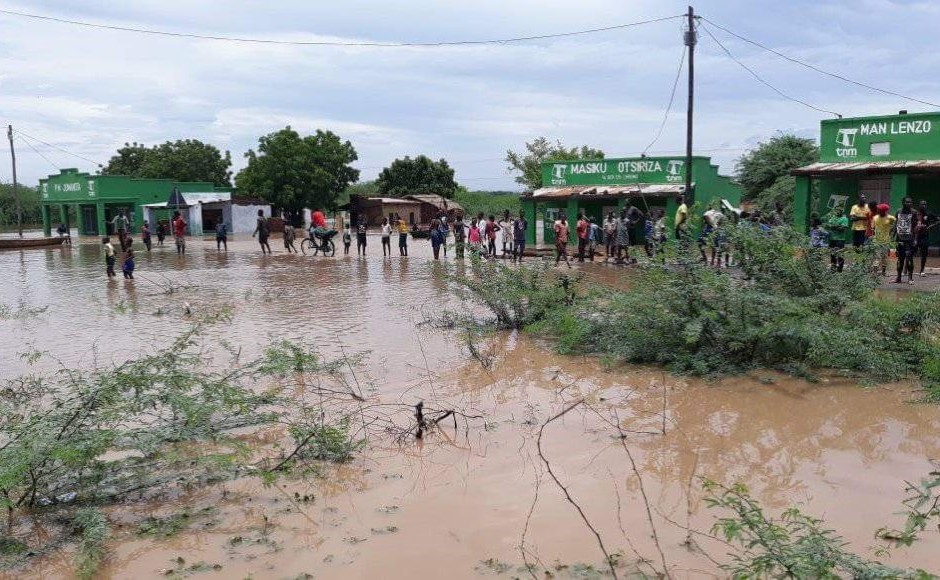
[{"x1": 0, "y1": 237, "x2": 65, "y2": 250}]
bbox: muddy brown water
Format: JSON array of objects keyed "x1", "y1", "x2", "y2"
[{"x1": 1, "y1": 236, "x2": 939, "y2": 578}]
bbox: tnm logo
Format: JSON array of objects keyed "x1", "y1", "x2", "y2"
[
  {"x1": 552, "y1": 164, "x2": 567, "y2": 180},
  {"x1": 666, "y1": 160, "x2": 684, "y2": 182},
  {"x1": 836, "y1": 128, "x2": 859, "y2": 158}
]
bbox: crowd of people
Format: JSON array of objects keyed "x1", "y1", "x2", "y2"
[
  {"x1": 93, "y1": 194, "x2": 937, "y2": 288},
  {"x1": 813, "y1": 194, "x2": 934, "y2": 284}
]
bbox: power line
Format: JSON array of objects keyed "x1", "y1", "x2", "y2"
[
  {"x1": 643, "y1": 45, "x2": 686, "y2": 155},
  {"x1": 702, "y1": 16, "x2": 940, "y2": 109},
  {"x1": 12, "y1": 129, "x2": 104, "y2": 168},
  {"x1": 15, "y1": 136, "x2": 60, "y2": 171},
  {"x1": 0, "y1": 9, "x2": 685, "y2": 47},
  {"x1": 700, "y1": 23, "x2": 841, "y2": 118}
]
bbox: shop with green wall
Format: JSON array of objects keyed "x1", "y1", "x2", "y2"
[
  {"x1": 793, "y1": 111, "x2": 940, "y2": 237},
  {"x1": 520, "y1": 156, "x2": 742, "y2": 246},
  {"x1": 39, "y1": 168, "x2": 230, "y2": 237}
]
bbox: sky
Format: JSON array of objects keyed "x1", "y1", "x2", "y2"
[{"x1": 0, "y1": 0, "x2": 938, "y2": 191}]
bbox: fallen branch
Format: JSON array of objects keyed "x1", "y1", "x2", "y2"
[{"x1": 537, "y1": 399, "x2": 619, "y2": 579}]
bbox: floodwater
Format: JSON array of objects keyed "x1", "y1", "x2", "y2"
[{"x1": 2, "y1": 235, "x2": 940, "y2": 578}]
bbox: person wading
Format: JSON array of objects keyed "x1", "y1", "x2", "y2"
[
  {"x1": 253, "y1": 209, "x2": 272, "y2": 255},
  {"x1": 172, "y1": 211, "x2": 187, "y2": 256}
]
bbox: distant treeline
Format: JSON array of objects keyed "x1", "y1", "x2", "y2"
[{"x1": 0, "y1": 183, "x2": 42, "y2": 226}]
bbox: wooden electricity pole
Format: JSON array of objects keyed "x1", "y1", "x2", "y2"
[
  {"x1": 684, "y1": 5, "x2": 696, "y2": 200},
  {"x1": 7, "y1": 125, "x2": 22, "y2": 238}
]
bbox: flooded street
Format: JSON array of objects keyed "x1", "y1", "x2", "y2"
[{"x1": 2, "y1": 235, "x2": 940, "y2": 578}]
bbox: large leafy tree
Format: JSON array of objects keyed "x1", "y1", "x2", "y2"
[
  {"x1": 100, "y1": 140, "x2": 233, "y2": 186},
  {"x1": 376, "y1": 155, "x2": 458, "y2": 199},
  {"x1": 736, "y1": 134, "x2": 818, "y2": 200},
  {"x1": 235, "y1": 127, "x2": 359, "y2": 216},
  {"x1": 505, "y1": 137, "x2": 604, "y2": 191}
]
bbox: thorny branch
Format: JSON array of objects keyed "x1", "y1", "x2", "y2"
[{"x1": 536, "y1": 399, "x2": 619, "y2": 580}]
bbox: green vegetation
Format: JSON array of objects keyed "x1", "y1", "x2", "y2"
[
  {"x1": 705, "y1": 481, "x2": 932, "y2": 579},
  {"x1": 376, "y1": 155, "x2": 457, "y2": 199},
  {"x1": 0, "y1": 324, "x2": 369, "y2": 575},
  {"x1": 877, "y1": 464, "x2": 940, "y2": 547},
  {"x1": 454, "y1": 189, "x2": 521, "y2": 219},
  {"x1": 0, "y1": 183, "x2": 42, "y2": 227},
  {"x1": 505, "y1": 137, "x2": 604, "y2": 190},
  {"x1": 100, "y1": 140, "x2": 233, "y2": 186},
  {"x1": 235, "y1": 126, "x2": 359, "y2": 215},
  {"x1": 137, "y1": 507, "x2": 219, "y2": 538},
  {"x1": 72, "y1": 508, "x2": 109, "y2": 580},
  {"x1": 736, "y1": 134, "x2": 818, "y2": 201},
  {"x1": 444, "y1": 227, "x2": 940, "y2": 388}
]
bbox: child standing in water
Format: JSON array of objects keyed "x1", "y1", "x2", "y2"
[
  {"x1": 343, "y1": 225, "x2": 352, "y2": 255},
  {"x1": 468, "y1": 219, "x2": 482, "y2": 256},
  {"x1": 103, "y1": 237, "x2": 116, "y2": 278},
  {"x1": 283, "y1": 221, "x2": 297, "y2": 253},
  {"x1": 381, "y1": 218, "x2": 392, "y2": 256},
  {"x1": 121, "y1": 238, "x2": 135, "y2": 279}
]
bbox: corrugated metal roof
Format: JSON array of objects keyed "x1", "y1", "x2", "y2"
[
  {"x1": 532, "y1": 183, "x2": 688, "y2": 198},
  {"x1": 404, "y1": 194, "x2": 465, "y2": 212},
  {"x1": 792, "y1": 160, "x2": 940, "y2": 175}
]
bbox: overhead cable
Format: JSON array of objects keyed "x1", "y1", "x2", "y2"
[
  {"x1": 15, "y1": 136, "x2": 61, "y2": 171},
  {"x1": 700, "y1": 24, "x2": 842, "y2": 118},
  {"x1": 0, "y1": 9, "x2": 684, "y2": 47},
  {"x1": 13, "y1": 129, "x2": 104, "y2": 167},
  {"x1": 643, "y1": 45, "x2": 686, "y2": 155},
  {"x1": 702, "y1": 16, "x2": 940, "y2": 109}
]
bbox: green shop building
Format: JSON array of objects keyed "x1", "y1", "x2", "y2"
[
  {"x1": 793, "y1": 111, "x2": 940, "y2": 233},
  {"x1": 39, "y1": 168, "x2": 232, "y2": 237},
  {"x1": 520, "y1": 156, "x2": 742, "y2": 246}
]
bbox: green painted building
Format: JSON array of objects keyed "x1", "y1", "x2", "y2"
[
  {"x1": 39, "y1": 168, "x2": 231, "y2": 236},
  {"x1": 519, "y1": 156, "x2": 742, "y2": 245},
  {"x1": 793, "y1": 111, "x2": 940, "y2": 233}
]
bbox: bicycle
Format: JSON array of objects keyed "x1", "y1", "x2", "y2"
[{"x1": 301, "y1": 229, "x2": 337, "y2": 256}]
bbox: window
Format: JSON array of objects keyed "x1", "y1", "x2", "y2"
[{"x1": 870, "y1": 142, "x2": 890, "y2": 156}]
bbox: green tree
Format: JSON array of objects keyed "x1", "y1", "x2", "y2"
[
  {"x1": 736, "y1": 134, "x2": 818, "y2": 200},
  {"x1": 235, "y1": 127, "x2": 359, "y2": 217},
  {"x1": 100, "y1": 140, "x2": 233, "y2": 186},
  {"x1": 376, "y1": 155, "x2": 458, "y2": 199},
  {"x1": 753, "y1": 175, "x2": 797, "y2": 219},
  {"x1": 0, "y1": 183, "x2": 42, "y2": 226},
  {"x1": 505, "y1": 137, "x2": 604, "y2": 191}
]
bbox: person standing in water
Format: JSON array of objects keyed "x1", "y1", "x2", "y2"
[
  {"x1": 102, "y1": 237, "x2": 116, "y2": 278},
  {"x1": 498, "y1": 210, "x2": 512, "y2": 258},
  {"x1": 576, "y1": 212, "x2": 589, "y2": 262},
  {"x1": 453, "y1": 214, "x2": 466, "y2": 259},
  {"x1": 156, "y1": 221, "x2": 166, "y2": 247},
  {"x1": 430, "y1": 219, "x2": 444, "y2": 260},
  {"x1": 215, "y1": 220, "x2": 228, "y2": 251},
  {"x1": 253, "y1": 209, "x2": 272, "y2": 255},
  {"x1": 356, "y1": 221, "x2": 368, "y2": 256},
  {"x1": 172, "y1": 211, "x2": 187, "y2": 256},
  {"x1": 603, "y1": 212, "x2": 617, "y2": 262},
  {"x1": 380, "y1": 218, "x2": 392, "y2": 256},
  {"x1": 342, "y1": 224, "x2": 352, "y2": 255},
  {"x1": 485, "y1": 215, "x2": 499, "y2": 258},
  {"x1": 438, "y1": 212, "x2": 450, "y2": 257},
  {"x1": 122, "y1": 238, "x2": 135, "y2": 279},
  {"x1": 141, "y1": 221, "x2": 152, "y2": 252},
  {"x1": 397, "y1": 214, "x2": 409, "y2": 256},
  {"x1": 468, "y1": 218, "x2": 482, "y2": 257},
  {"x1": 554, "y1": 213, "x2": 571, "y2": 268},
  {"x1": 283, "y1": 219, "x2": 297, "y2": 253},
  {"x1": 111, "y1": 210, "x2": 130, "y2": 250}
]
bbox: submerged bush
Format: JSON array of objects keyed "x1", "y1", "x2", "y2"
[{"x1": 447, "y1": 226, "x2": 940, "y2": 383}]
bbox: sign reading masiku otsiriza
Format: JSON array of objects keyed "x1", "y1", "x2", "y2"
[{"x1": 542, "y1": 157, "x2": 686, "y2": 187}]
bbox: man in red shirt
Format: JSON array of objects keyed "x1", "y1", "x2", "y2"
[
  {"x1": 172, "y1": 211, "x2": 187, "y2": 256},
  {"x1": 576, "y1": 212, "x2": 589, "y2": 262},
  {"x1": 311, "y1": 208, "x2": 327, "y2": 229}
]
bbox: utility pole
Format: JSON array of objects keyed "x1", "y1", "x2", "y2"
[
  {"x1": 684, "y1": 5, "x2": 696, "y2": 201},
  {"x1": 7, "y1": 125, "x2": 22, "y2": 238}
]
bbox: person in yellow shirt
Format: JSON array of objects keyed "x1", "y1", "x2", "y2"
[
  {"x1": 396, "y1": 214, "x2": 409, "y2": 256},
  {"x1": 674, "y1": 194, "x2": 689, "y2": 241},
  {"x1": 849, "y1": 194, "x2": 871, "y2": 248},
  {"x1": 871, "y1": 203, "x2": 895, "y2": 276}
]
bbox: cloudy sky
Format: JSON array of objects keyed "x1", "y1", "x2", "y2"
[{"x1": 0, "y1": 0, "x2": 937, "y2": 190}]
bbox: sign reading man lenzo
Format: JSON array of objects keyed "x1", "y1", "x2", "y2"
[
  {"x1": 542, "y1": 157, "x2": 686, "y2": 187},
  {"x1": 821, "y1": 112, "x2": 940, "y2": 163}
]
